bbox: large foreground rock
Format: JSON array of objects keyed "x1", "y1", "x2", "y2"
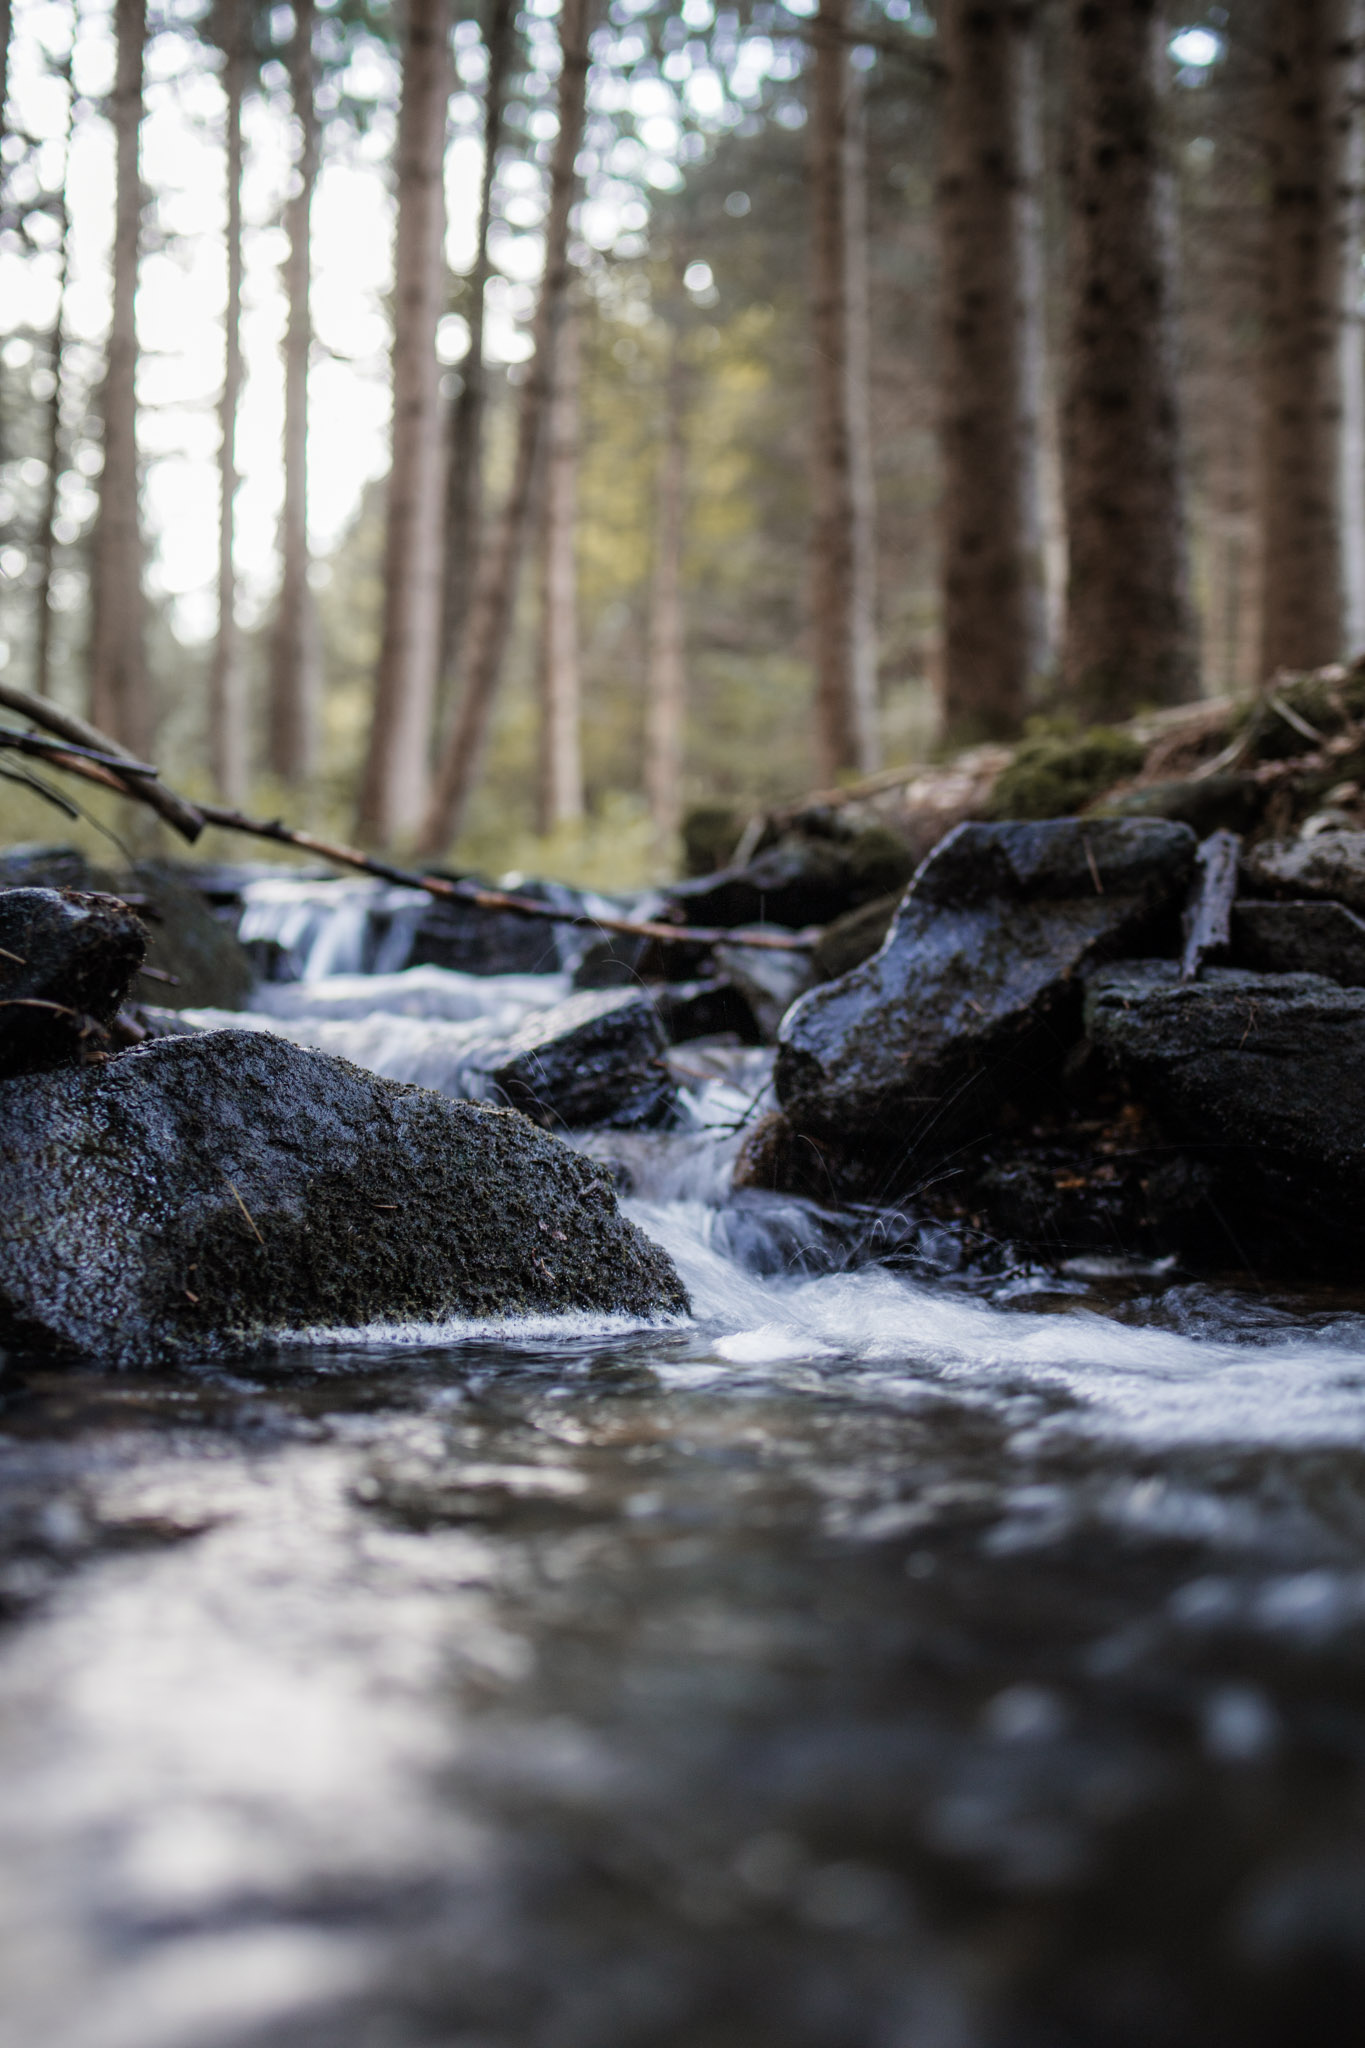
[
  {"x1": 0, "y1": 888, "x2": 145, "y2": 1077},
  {"x1": 775, "y1": 819, "x2": 1196, "y2": 1167},
  {"x1": 1085, "y1": 962, "x2": 1365, "y2": 1269},
  {"x1": 0, "y1": 1031, "x2": 687, "y2": 1364}
]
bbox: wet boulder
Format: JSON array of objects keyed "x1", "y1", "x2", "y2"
[
  {"x1": 467, "y1": 988, "x2": 677, "y2": 1130},
  {"x1": 1085, "y1": 962, "x2": 1365, "y2": 1271},
  {"x1": 0, "y1": 1030, "x2": 687, "y2": 1365},
  {"x1": 775, "y1": 819, "x2": 1197, "y2": 1174},
  {"x1": 1232, "y1": 899, "x2": 1365, "y2": 987},
  {"x1": 0, "y1": 889, "x2": 146, "y2": 1078}
]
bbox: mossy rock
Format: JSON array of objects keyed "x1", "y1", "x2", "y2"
[
  {"x1": 1235, "y1": 664, "x2": 1365, "y2": 762},
  {"x1": 987, "y1": 727, "x2": 1146, "y2": 822}
]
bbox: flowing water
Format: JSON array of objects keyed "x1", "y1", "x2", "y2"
[{"x1": 4, "y1": 887, "x2": 1365, "y2": 2048}]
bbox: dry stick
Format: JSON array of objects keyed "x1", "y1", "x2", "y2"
[
  {"x1": 2, "y1": 710, "x2": 816, "y2": 954},
  {"x1": 1180, "y1": 829, "x2": 1241, "y2": 982}
]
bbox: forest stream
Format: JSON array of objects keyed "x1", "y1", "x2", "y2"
[{"x1": 3, "y1": 890, "x2": 1365, "y2": 2048}]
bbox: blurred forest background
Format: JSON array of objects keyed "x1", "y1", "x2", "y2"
[{"x1": 0, "y1": 0, "x2": 1356, "y2": 882}]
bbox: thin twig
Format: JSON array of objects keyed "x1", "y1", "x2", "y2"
[{"x1": 4, "y1": 710, "x2": 818, "y2": 954}]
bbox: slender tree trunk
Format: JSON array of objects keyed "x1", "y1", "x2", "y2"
[
  {"x1": 1061, "y1": 0, "x2": 1195, "y2": 719},
  {"x1": 536, "y1": 300, "x2": 583, "y2": 835},
  {"x1": 1260, "y1": 0, "x2": 1365, "y2": 672},
  {"x1": 357, "y1": 0, "x2": 453, "y2": 845},
  {"x1": 808, "y1": 0, "x2": 879, "y2": 782},
  {"x1": 419, "y1": 0, "x2": 593, "y2": 856},
  {"x1": 90, "y1": 0, "x2": 151, "y2": 755},
  {"x1": 936, "y1": 0, "x2": 1047, "y2": 742},
  {"x1": 268, "y1": 0, "x2": 321, "y2": 782},
  {"x1": 440, "y1": 0, "x2": 513, "y2": 701},
  {"x1": 0, "y1": 0, "x2": 12, "y2": 155},
  {"x1": 844, "y1": 67, "x2": 879, "y2": 770},
  {"x1": 209, "y1": 0, "x2": 248, "y2": 804},
  {"x1": 645, "y1": 327, "x2": 687, "y2": 848},
  {"x1": 34, "y1": 33, "x2": 75, "y2": 700}
]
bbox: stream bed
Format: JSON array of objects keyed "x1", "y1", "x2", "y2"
[{"x1": 4, "y1": 917, "x2": 1365, "y2": 2048}]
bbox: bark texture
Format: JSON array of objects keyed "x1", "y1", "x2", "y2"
[
  {"x1": 808, "y1": 0, "x2": 879, "y2": 782},
  {"x1": 33, "y1": 38, "x2": 74, "y2": 700},
  {"x1": 268, "y1": 0, "x2": 321, "y2": 783},
  {"x1": 1061, "y1": 0, "x2": 1195, "y2": 719},
  {"x1": 645, "y1": 329, "x2": 688, "y2": 848},
  {"x1": 936, "y1": 0, "x2": 1048, "y2": 741},
  {"x1": 420, "y1": 0, "x2": 593, "y2": 856},
  {"x1": 90, "y1": 0, "x2": 151, "y2": 755},
  {"x1": 440, "y1": 0, "x2": 514, "y2": 702},
  {"x1": 357, "y1": 0, "x2": 452, "y2": 846},
  {"x1": 536, "y1": 301, "x2": 583, "y2": 834},
  {"x1": 1260, "y1": 0, "x2": 1365, "y2": 673},
  {"x1": 209, "y1": 0, "x2": 248, "y2": 804}
]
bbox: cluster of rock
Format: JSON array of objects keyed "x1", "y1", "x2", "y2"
[
  {"x1": 740, "y1": 817, "x2": 1365, "y2": 1278},
  {"x1": 0, "y1": 876, "x2": 687, "y2": 1363}
]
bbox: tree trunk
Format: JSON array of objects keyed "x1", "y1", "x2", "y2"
[
  {"x1": 645, "y1": 328, "x2": 687, "y2": 849},
  {"x1": 1, "y1": 0, "x2": 12, "y2": 155},
  {"x1": 356, "y1": 0, "x2": 452, "y2": 846},
  {"x1": 89, "y1": 0, "x2": 151, "y2": 755},
  {"x1": 419, "y1": 0, "x2": 593, "y2": 857},
  {"x1": 536, "y1": 300, "x2": 583, "y2": 835},
  {"x1": 268, "y1": 0, "x2": 321, "y2": 783},
  {"x1": 209, "y1": 0, "x2": 248, "y2": 804},
  {"x1": 808, "y1": 0, "x2": 879, "y2": 784},
  {"x1": 1260, "y1": 0, "x2": 1365, "y2": 673},
  {"x1": 440, "y1": 0, "x2": 514, "y2": 702},
  {"x1": 33, "y1": 34, "x2": 75, "y2": 700},
  {"x1": 1060, "y1": 0, "x2": 1195, "y2": 720},
  {"x1": 936, "y1": 0, "x2": 1048, "y2": 742}
]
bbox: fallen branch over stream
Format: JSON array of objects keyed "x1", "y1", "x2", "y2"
[{"x1": 0, "y1": 694, "x2": 817, "y2": 956}]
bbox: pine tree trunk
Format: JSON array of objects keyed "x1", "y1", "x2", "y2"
[
  {"x1": 0, "y1": 0, "x2": 12, "y2": 153},
  {"x1": 1060, "y1": 0, "x2": 1195, "y2": 719},
  {"x1": 1260, "y1": 0, "x2": 1365, "y2": 672},
  {"x1": 536, "y1": 300, "x2": 583, "y2": 835},
  {"x1": 440, "y1": 0, "x2": 513, "y2": 702},
  {"x1": 90, "y1": 0, "x2": 151, "y2": 755},
  {"x1": 33, "y1": 38, "x2": 74, "y2": 701},
  {"x1": 268, "y1": 0, "x2": 321, "y2": 783},
  {"x1": 419, "y1": 0, "x2": 593, "y2": 857},
  {"x1": 209, "y1": 0, "x2": 248, "y2": 804},
  {"x1": 356, "y1": 0, "x2": 452, "y2": 846},
  {"x1": 808, "y1": 0, "x2": 879, "y2": 782},
  {"x1": 936, "y1": 0, "x2": 1048, "y2": 742},
  {"x1": 644, "y1": 329, "x2": 687, "y2": 848}
]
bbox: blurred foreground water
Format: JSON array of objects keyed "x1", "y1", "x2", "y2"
[{"x1": 4, "y1": 908, "x2": 1365, "y2": 2048}]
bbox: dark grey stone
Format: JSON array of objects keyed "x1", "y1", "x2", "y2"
[
  {"x1": 1232, "y1": 899, "x2": 1365, "y2": 986},
  {"x1": 775, "y1": 819, "x2": 1196, "y2": 1164},
  {"x1": 470, "y1": 988, "x2": 677, "y2": 1130},
  {"x1": 662, "y1": 814, "x2": 916, "y2": 932},
  {"x1": 1084, "y1": 962, "x2": 1365, "y2": 1187},
  {"x1": 1241, "y1": 832, "x2": 1365, "y2": 917},
  {"x1": 0, "y1": 888, "x2": 146, "y2": 1077},
  {"x1": 0, "y1": 1029, "x2": 687, "y2": 1364},
  {"x1": 651, "y1": 979, "x2": 760, "y2": 1045}
]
